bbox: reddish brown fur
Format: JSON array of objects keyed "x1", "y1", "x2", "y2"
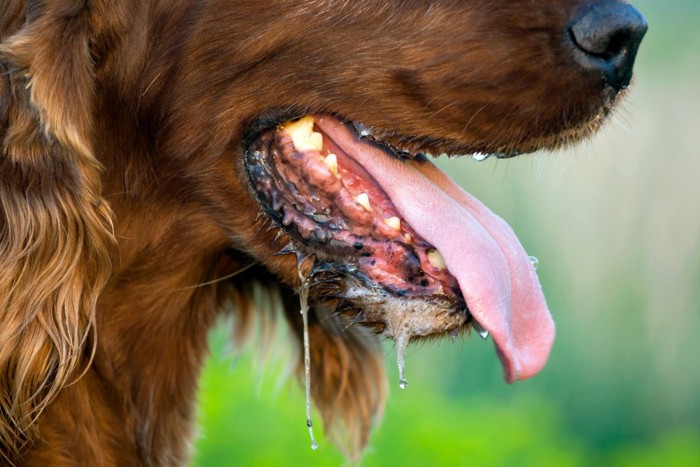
[{"x1": 1, "y1": 0, "x2": 633, "y2": 464}]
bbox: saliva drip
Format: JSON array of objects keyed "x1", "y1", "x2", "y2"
[
  {"x1": 395, "y1": 333, "x2": 409, "y2": 389},
  {"x1": 529, "y1": 255, "x2": 540, "y2": 270},
  {"x1": 297, "y1": 255, "x2": 319, "y2": 451}
]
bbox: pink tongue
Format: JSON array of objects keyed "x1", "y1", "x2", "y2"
[{"x1": 316, "y1": 117, "x2": 555, "y2": 382}]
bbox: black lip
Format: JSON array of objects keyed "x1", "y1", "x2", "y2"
[{"x1": 241, "y1": 110, "x2": 522, "y2": 166}]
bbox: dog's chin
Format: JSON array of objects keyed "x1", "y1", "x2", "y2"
[{"x1": 244, "y1": 112, "x2": 561, "y2": 383}]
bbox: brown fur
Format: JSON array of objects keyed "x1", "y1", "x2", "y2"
[{"x1": 1, "y1": 0, "x2": 633, "y2": 464}]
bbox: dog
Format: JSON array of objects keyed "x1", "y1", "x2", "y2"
[{"x1": 0, "y1": 0, "x2": 646, "y2": 464}]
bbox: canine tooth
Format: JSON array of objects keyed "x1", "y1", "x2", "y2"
[
  {"x1": 324, "y1": 153, "x2": 339, "y2": 177},
  {"x1": 427, "y1": 249, "x2": 446, "y2": 270},
  {"x1": 385, "y1": 216, "x2": 401, "y2": 231},
  {"x1": 283, "y1": 116, "x2": 323, "y2": 152},
  {"x1": 354, "y1": 193, "x2": 372, "y2": 211}
]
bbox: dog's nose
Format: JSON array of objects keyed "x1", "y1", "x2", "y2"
[{"x1": 568, "y1": 0, "x2": 648, "y2": 91}]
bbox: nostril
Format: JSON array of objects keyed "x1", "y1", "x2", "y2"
[
  {"x1": 603, "y1": 30, "x2": 632, "y2": 59},
  {"x1": 569, "y1": 26, "x2": 633, "y2": 61},
  {"x1": 569, "y1": 5, "x2": 646, "y2": 59},
  {"x1": 568, "y1": 0, "x2": 648, "y2": 89}
]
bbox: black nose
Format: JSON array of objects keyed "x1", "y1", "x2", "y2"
[{"x1": 568, "y1": 0, "x2": 648, "y2": 91}]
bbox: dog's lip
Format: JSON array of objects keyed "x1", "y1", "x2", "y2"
[
  {"x1": 346, "y1": 119, "x2": 521, "y2": 161},
  {"x1": 244, "y1": 109, "x2": 522, "y2": 162},
  {"x1": 314, "y1": 114, "x2": 555, "y2": 382}
]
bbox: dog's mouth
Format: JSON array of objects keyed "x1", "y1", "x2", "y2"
[{"x1": 245, "y1": 114, "x2": 554, "y2": 383}]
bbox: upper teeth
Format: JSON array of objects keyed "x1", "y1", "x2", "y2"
[
  {"x1": 427, "y1": 249, "x2": 446, "y2": 270},
  {"x1": 283, "y1": 116, "x2": 323, "y2": 152}
]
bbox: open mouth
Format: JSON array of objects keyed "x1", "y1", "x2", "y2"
[{"x1": 245, "y1": 114, "x2": 555, "y2": 383}]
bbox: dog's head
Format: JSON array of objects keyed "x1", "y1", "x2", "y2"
[
  {"x1": 188, "y1": 0, "x2": 646, "y2": 453},
  {"x1": 179, "y1": 0, "x2": 648, "y2": 366},
  {"x1": 0, "y1": 0, "x2": 646, "y2": 460}
]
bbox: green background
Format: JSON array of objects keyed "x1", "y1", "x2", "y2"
[{"x1": 193, "y1": 1, "x2": 700, "y2": 465}]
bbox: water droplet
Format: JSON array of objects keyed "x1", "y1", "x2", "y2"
[
  {"x1": 275, "y1": 243, "x2": 297, "y2": 256},
  {"x1": 353, "y1": 122, "x2": 373, "y2": 138},
  {"x1": 472, "y1": 321, "x2": 489, "y2": 340},
  {"x1": 310, "y1": 213, "x2": 331, "y2": 223},
  {"x1": 529, "y1": 255, "x2": 539, "y2": 270},
  {"x1": 399, "y1": 379, "x2": 408, "y2": 390},
  {"x1": 472, "y1": 152, "x2": 491, "y2": 162},
  {"x1": 307, "y1": 419, "x2": 319, "y2": 450}
]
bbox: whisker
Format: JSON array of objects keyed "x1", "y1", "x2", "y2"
[{"x1": 177, "y1": 261, "x2": 257, "y2": 290}]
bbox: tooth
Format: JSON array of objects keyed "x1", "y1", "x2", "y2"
[
  {"x1": 427, "y1": 249, "x2": 446, "y2": 270},
  {"x1": 354, "y1": 193, "x2": 372, "y2": 211},
  {"x1": 324, "y1": 153, "x2": 340, "y2": 177},
  {"x1": 403, "y1": 233, "x2": 413, "y2": 243},
  {"x1": 283, "y1": 116, "x2": 323, "y2": 152},
  {"x1": 307, "y1": 131, "x2": 323, "y2": 151},
  {"x1": 385, "y1": 216, "x2": 401, "y2": 231}
]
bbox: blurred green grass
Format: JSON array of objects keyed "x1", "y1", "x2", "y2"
[{"x1": 193, "y1": 2, "x2": 700, "y2": 465}]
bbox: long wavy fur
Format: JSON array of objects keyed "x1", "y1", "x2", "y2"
[{"x1": 0, "y1": 0, "x2": 113, "y2": 459}]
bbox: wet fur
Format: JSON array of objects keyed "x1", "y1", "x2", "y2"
[{"x1": 1, "y1": 0, "x2": 621, "y2": 464}]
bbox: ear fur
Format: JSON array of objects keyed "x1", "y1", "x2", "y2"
[{"x1": 0, "y1": 1, "x2": 113, "y2": 459}]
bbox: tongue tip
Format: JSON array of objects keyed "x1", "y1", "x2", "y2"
[
  {"x1": 499, "y1": 353, "x2": 548, "y2": 384},
  {"x1": 496, "y1": 317, "x2": 556, "y2": 384}
]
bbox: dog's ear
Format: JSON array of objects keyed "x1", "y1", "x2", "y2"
[{"x1": 0, "y1": 1, "x2": 113, "y2": 457}]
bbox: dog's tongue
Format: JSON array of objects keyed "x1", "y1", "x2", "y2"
[{"x1": 316, "y1": 116, "x2": 555, "y2": 382}]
